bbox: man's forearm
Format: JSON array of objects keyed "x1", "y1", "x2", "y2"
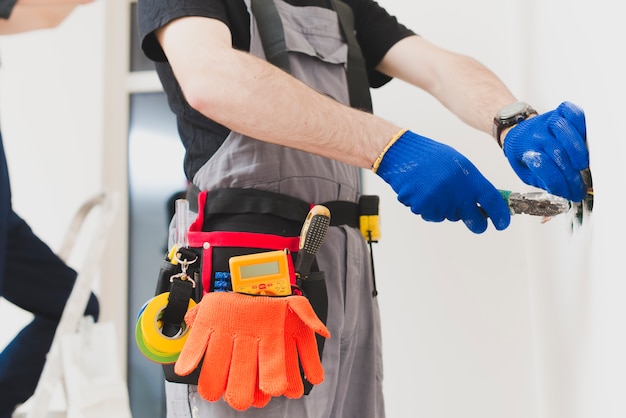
[
  {"x1": 186, "y1": 50, "x2": 400, "y2": 168},
  {"x1": 0, "y1": 4, "x2": 77, "y2": 33},
  {"x1": 377, "y1": 36, "x2": 518, "y2": 137},
  {"x1": 159, "y1": 17, "x2": 402, "y2": 170},
  {"x1": 16, "y1": 0, "x2": 91, "y2": 6},
  {"x1": 0, "y1": 0, "x2": 93, "y2": 34},
  {"x1": 433, "y1": 53, "x2": 519, "y2": 135}
]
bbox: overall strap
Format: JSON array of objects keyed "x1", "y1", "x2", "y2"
[
  {"x1": 250, "y1": 0, "x2": 373, "y2": 112},
  {"x1": 250, "y1": 0, "x2": 291, "y2": 72},
  {"x1": 328, "y1": 0, "x2": 373, "y2": 112}
]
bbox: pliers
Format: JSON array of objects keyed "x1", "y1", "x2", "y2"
[
  {"x1": 500, "y1": 189, "x2": 571, "y2": 217},
  {"x1": 500, "y1": 167, "x2": 594, "y2": 220}
]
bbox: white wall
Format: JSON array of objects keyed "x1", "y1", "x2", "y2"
[
  {"x1": 1, "y1": 0, "x2": 624, "y2": 417},
  {"x1": 368, "y1": 1, "x2": 626, "y2": 418},
  {"x1": 523, "y1": 1, "x2": 626, "y2": 417},
  {"x1": 368, "y1": 1, "x2": 535, "y2": 417}
]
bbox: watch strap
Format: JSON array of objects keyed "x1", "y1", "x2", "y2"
[{"x1": 493, "y1": 104, "x2": 538, "y2": 148}]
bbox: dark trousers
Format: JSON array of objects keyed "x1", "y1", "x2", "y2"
[{"x1": 0, "y1": 132, "x2": 99, "y2": 418}]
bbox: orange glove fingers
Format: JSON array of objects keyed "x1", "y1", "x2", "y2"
[
  {"x1": 294, "y1": 330, "x2": 324, "y2": 385},
  {"x1": 173, "y1": 292, "x2": 324, "y2": 410},
  {"x1": 223, "y1": 336, "x2": 259, "y2": 411},
  {"x1": 281, "y1": 296, "x2": 329, "y2": 398},
  {"x1": 196, "y1": 331, "x2": 234, "y2": 402},
  {"x1": 283, "y1": 326, "x2": 306, "y2": 399},
  {"x1": 287, "y1": 296, "x2": 330, "y2": 338},
  {"x1": 252, "y1": 384, "x2": 272, "y2": 408},
  {"x1": 174, "y1": 305, "x2": 212, "y2": 376},
  {"x1": 224, "y1": 293, "x2": 291, "y2": 397},
  {"x1": 173, "y1": 332, "x2": 210, "y2": 376},
  {"x1": 257, "y1": 335, "x2": 288, "y2": 396},
  {"x1": 183, "y1": 302, "x2": 200, "y2": 325}
]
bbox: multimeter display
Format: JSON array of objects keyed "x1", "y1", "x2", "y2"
[
  {"x1": 239, "y1": 261, "x2": 280, "y2": 279},
  {"x1": 229, "y1": 250, "x2": 293, "y2": 296}
]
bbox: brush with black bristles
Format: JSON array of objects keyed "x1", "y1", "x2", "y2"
[{"x1": 294, "y1": 205, "x2": 331, "y2": 280}]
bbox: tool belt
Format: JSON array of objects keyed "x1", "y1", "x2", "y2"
[
  {"x1": 186, "y1": 185, "x2": 360, "y2": 229},
  {"x1": 151, "y1": 187, "x2": 376, "y2": 392}
]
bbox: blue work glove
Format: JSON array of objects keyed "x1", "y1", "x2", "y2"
[
  {"x1": 374, "y1": 129, "x2": 511, "y2": 234},
  {"x1": 503, "y1": 102, "x2": 589, "y2": 202}
]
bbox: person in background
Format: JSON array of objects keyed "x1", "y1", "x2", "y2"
[
  {"x1": 138, "y1": 1, "x2": 590, "y2": 417},
  {"x1": 0, "y1": 1, "x2": 98, "y2": 416}
]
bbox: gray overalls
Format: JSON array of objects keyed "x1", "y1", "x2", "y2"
[{"x1": 166, "y1": 1, "x2": 384, "y2": 416}]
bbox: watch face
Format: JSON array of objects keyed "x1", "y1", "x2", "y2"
[{"x1": 498, "y1": 101, "x2": 528, "y2": 119}]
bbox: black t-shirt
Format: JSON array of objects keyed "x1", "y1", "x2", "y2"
[{"x1": 138, "y1": 0, "x2": 415, "y2": 180}]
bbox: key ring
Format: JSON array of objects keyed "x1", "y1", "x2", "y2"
[{"x1": 170, "y1": 253, "x2": 198, "y2": 287}]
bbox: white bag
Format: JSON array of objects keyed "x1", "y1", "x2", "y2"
[
  {"x1": 60, "y1": 317, "x2": 131, "y2": 418},
  {"x1": 11, "y1": 193, "x2": 126, "y2": 418}
]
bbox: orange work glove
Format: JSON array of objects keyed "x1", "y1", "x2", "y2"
[
  {"x1": 283, "y1": 296, "x2": 329, "y2": 398},
  {"x1": 174, "y1": 292, "x2": 329, "y2": 411}
]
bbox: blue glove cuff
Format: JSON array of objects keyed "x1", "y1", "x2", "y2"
[{"x1": 372, "y1": 128, "x2": 408, "y2": 173}]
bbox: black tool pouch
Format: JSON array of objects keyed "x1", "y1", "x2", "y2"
[{"x1": 158, "y1": 188, "x2": 330, "y2": 394}]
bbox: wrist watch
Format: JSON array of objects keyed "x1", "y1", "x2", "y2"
[{"x1": 492, "y1": 101, "x2": 538, "y2": 147}]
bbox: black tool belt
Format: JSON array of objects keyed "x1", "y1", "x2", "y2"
[
  {"x1": 159, "y1": 187, "x2": 375, "y2": 393},
  {"x1": 186, "y1": 185, "x2": 360, "y2": 229}
]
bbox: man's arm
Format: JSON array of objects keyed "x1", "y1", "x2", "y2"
[
  {"x1": 0, "y1": 0, "x2": 92, "y2": 34},
  {"x1": 156, "y1": 16, "x2": 402, "y2": 170},
  {"x1": 156, "y1": 13, "x2": 587, "y2": 231},
  {"x1": 376, "y1": 35, "x2": 518, "y2": 138}
]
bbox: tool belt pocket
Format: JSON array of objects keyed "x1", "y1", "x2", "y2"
[{"x1": 161, "y1": 188, "x2": 330, "y2": 388}]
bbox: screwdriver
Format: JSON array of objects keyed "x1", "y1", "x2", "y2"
[{"x1": 294, "y1": 205, "x2": 331, "y2": 279}]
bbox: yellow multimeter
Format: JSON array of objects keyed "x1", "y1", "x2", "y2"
[{"x1": 229, "y1": 249, "x2": 293, "y2": 296}]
